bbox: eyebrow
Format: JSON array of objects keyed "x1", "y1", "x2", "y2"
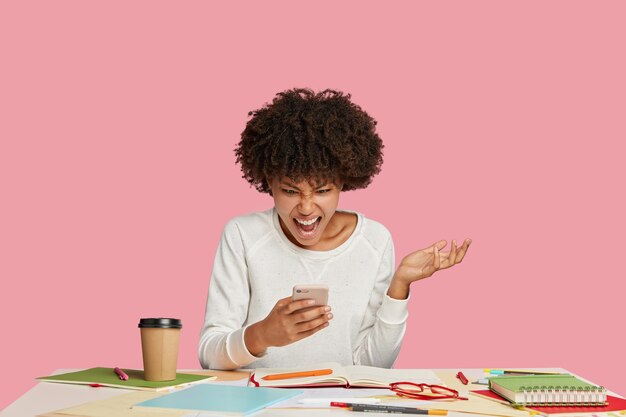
[{"x1": 281, "y1": 181, "x2": 330, "y2": 190}]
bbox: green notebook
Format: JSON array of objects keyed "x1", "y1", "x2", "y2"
[
  {"x1": 37, "y1": 367, "x2": 216, "y2": 391},
  {"x1": 488, "y1": 374, "x2": 607, "y2": 406}
]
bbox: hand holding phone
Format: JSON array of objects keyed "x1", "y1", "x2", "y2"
[{"x1": 244, "y1": 287, "x2": 332, "y2": 355}]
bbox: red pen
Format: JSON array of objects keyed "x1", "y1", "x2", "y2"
[
  {"x1": 114, "y1": 367, "x2": 129, "y2": 381},
  {"x1": 456, "y1": 371, "x2": 469, "y2": 385}
]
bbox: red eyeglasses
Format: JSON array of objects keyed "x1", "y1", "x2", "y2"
[{"x1": 390, "y1": 382, "x2": 469, "y2": 401}]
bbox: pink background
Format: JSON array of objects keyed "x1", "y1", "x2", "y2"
[{"x1": 1, "y1": 1, "x2": 625, "y2": 410}]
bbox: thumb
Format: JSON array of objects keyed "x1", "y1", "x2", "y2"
[
  {"x1": 275, "y1": 296, "x2": 294, "y2": 309},
  {"x1": 433, "y1": 240, "x2": 447, "y2": 250}
]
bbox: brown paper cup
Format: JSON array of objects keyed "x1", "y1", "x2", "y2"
[{"x1": 138, "y1": 318, "x2": 182, "y2": 381}]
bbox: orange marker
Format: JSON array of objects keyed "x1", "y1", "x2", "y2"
[{"x1": 262, "y1": 368, "x2": 333, "y2": 381}]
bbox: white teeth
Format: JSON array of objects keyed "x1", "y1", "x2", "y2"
[{"x1": 296, "y1": 217, "x2": 319, "y2": 226}]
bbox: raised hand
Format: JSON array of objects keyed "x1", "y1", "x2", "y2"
[{"x1": 388, "y1": 239, "x2": 471, "y2": 299}]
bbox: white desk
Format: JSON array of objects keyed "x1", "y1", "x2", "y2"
[{"x1": 0, "y1": 368, "x2": 595, "y2": 417}]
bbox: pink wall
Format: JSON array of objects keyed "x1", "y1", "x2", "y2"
[{"x1": 2, "y1": 1, "x2": 625, "y2": 410}]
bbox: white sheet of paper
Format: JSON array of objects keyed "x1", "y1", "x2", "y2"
[{"x1": 267, "y1": 387, "x2": 399, "y2": 408}]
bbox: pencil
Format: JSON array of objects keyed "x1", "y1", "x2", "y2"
[
  {"x1": 333, "y1": 403, "x2": 448, "y2": 415},
  {"x1": 261, "y1": 368, "x2": 333, "y2": 380},
  {"x1": 485, "y1": 369, "x2": 564, "y2": 375},
  {"x1": 350, "y1": 405, "x2": 447, "y2": 415}
]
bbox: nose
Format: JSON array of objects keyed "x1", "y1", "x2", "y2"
[{"x1": 298, "y1": 193, "x2": 315, "y2": 214}]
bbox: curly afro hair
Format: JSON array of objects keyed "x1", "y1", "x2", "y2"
[{"x1": 235, "y1": 88, "x2": 384, "y2": 194}]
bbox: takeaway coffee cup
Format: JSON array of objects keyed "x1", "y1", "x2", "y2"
[{"x1": 138, "y1": 318, "x2": 182, "y2": 381}]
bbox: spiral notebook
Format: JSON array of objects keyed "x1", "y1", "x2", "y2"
[
  {"x1": 473, "y1": 390, "x2": 626, "y2": 416},
  {"x1": 488, "y1": 374, "x2": 607, "y2": 406}
]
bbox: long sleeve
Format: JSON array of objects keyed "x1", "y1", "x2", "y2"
[
  {"x1": 198, "y1": 220, "x2": 261, "y2": 370},
  {"x1": 198, "y1": 209, "x2": 409, "y2": 370},
  {"x1": 352, "y1": 236, "x2": 409, "y2": 368}
]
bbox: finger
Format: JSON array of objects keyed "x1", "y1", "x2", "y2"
[
  {"x1": 402, "y1": 241, "x2": 443, "y2": 262},
  {"x1": 296, "y1": 305, "x2": 327, "y2": 314},
  {"x1": 292, "y1": 306, "x2": 331, "y2": 324},
  {"x1": 274, "y1": 296, "x2": 295, "y2": 312},
  {"x1": 433, "y1": 244, "x2": 441, "y2": 269},
  {"x1": 275, "y1": 296, "x2": 292, "y2": 306},
  {"x1": 455, "y1": 239, "x2": 471, "y2": 263},
  {"x1": 284, "y1": 299, "x2": 318, "y2": 314},
  {"x1": 418, "y1": 240, "x2": 446, "y2": 254},
  {"x1": 296, "y1": 311, "x2": 333, "y2": 331},
  {"x1": 443, "y1": 240, "x2": 457, "y2": 269},
  {"x1": 431, "y1": 240, "x2": 447, "y2": 252},
  {"x1": 298, "y1": 322, "x2": 328, "y2": 339}
]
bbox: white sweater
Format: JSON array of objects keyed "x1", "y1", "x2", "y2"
[{"x1": 198, "y1": 208, "x2": 409, "y2": 370}]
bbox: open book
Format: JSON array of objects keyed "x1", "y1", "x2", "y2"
[{"x1": 249, "y1": 362, "x2": 442, "y2": 388}]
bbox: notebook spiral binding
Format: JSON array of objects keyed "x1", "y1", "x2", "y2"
[{"x1": 518, "y1": 385, "x2": 608, "y2": 406}]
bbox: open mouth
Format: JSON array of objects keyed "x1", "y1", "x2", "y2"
[{"x1": 293, "y1": 216, "x2": 321, "y2": 237}]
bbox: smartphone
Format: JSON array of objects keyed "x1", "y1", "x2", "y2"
[{"x1": 292, "y1": 284, "x2": 329, "y2": 306}]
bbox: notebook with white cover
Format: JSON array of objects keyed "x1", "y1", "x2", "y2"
[{"x1": 249, "y1": 362, "x2": 442, "y2": 388}]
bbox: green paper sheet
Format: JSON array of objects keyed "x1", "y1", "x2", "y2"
[{"x1": 37, "y1": 367, "x2": 216, "y2": 391}]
